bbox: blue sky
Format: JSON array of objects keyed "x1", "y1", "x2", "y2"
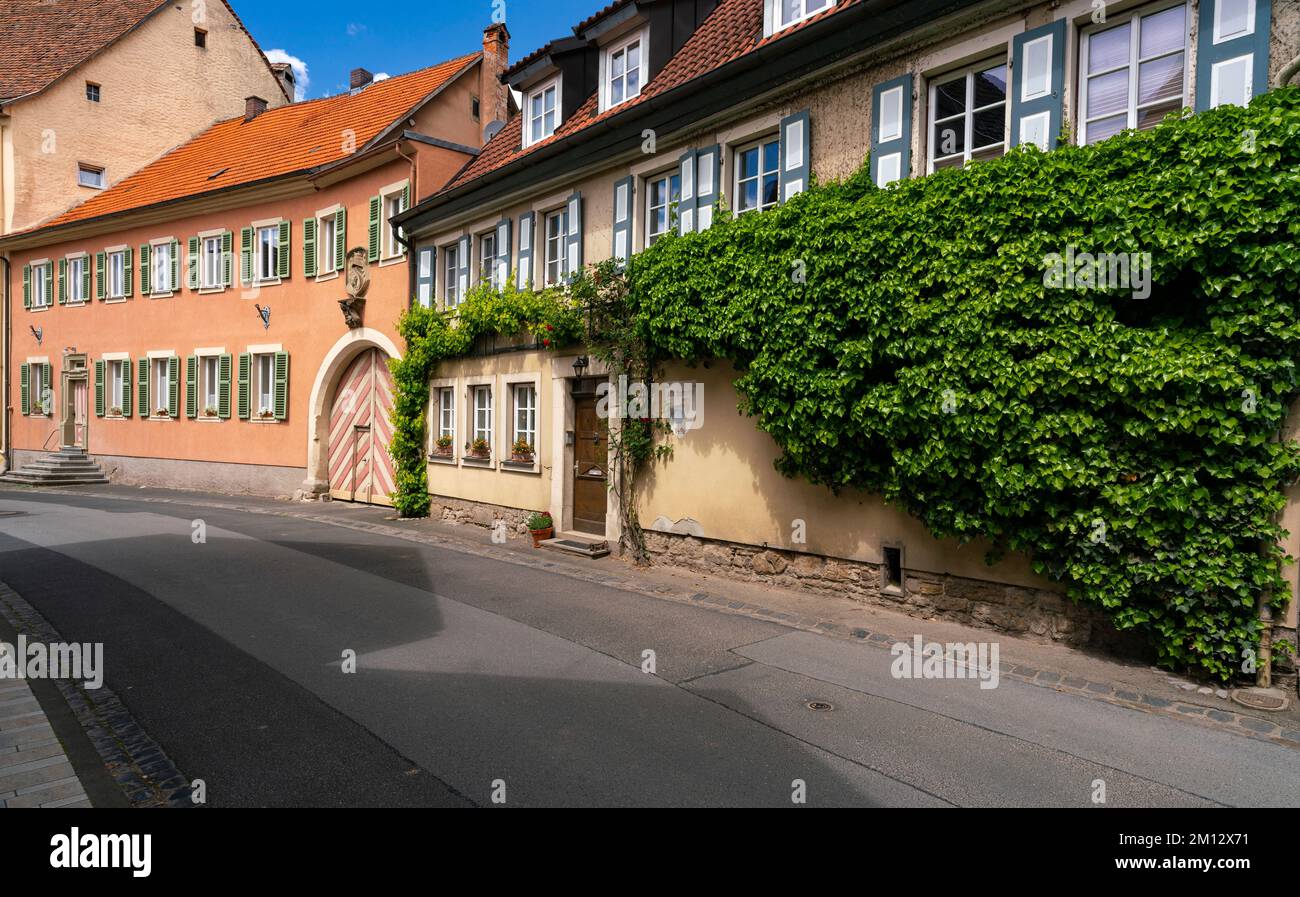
[{"x1": 239, "y1": 1, "x2": 600, "y2": 101}]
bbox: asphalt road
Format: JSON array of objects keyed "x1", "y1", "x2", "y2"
[{"x1": 0, "y1": 489, "x2": 1295, "y2": 808}]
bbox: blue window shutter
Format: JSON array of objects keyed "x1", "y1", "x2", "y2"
[
  {"x1": 695, "y1": 147, "x2": 722, "y2": 227},
  {"x1": 457, "y1": 234, "x2": 470, "y2": 298},
  {"x1": 516, "y1": 211, "x2": 534, "y2": 289},
  {"x1": 1010, "y1": 19, "x2": 1067, "y2": 151},
  {"x1": 677, "y1": 150, "x2": 697, "y2": 234},
  {"x1": 565, "y1": 191, "x2": 583, "y2": 278},
  {"x1": 870, "y1": 75, "x2": 913, "y2": 188},
  {"x1": 416, "y1": 246, "x2": 435, "y2": 307},
  {"x1": 778, "y1": 112, "x2": 810, "y2": 203},
  {"x1": 495, "y1": 218, "x2": 512, "y2": 289},
  {"x1": 1196, "y1": 0, "x2": 1272, "y2": 111},
  {"x1": 611, "y1": 176, "x2": 634, "y2": 262}
]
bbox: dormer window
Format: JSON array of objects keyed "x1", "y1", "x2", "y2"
[
  {"x1": 525, "y1": 77, "x2": 560, "y2": 147},
  {"x1": 601, "y1": 30, "x2": 646, "y2": 112},
  {"x1": 770, "y1": 0, "x2": 834, "y2": 35}
]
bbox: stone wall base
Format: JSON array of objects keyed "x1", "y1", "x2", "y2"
[
  {"x1": 429, "y1": 494, "x2": 534, "y2": 539},
  {"x1": 643, "y1": 530, "x2": 1145, "y2": 655},
  {"x1": 13, "y1": 450, "x2": 306, "y2": 498}
]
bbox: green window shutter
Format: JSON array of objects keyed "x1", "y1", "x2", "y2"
[
  {"x1": 123, "y1": 248, "x2": 133, "y2": 297},
  {"x1": 122, "y1": 359, "x2": 133, "y2": 418},
  {"x1": 240, "y1": 227, "x2": 253, "y2": 285},
  {"x1": 334, "y1": 208, "x2": 347, "y2": 271},
  {"x1": 185, "y1": 356, "x2": 198, "y2": 419},
  {"x1": 58, "y1": 258, "x2": 67, "y2": 304},
  {"x1": 138, "y1": 358, "x2": 150, "y2": 417},
  {"x1": 367, "y1": 196, "x2": 381, "y2": 262},
  {"x1": 222, "y1": 231, "x2": 233, "y2": 287},
  {"x1": 139, "y1": 244, "x2": 151, "y2": 295},
  {"x1": 273, "y1": 352, "x2": 289, "y2": 420},
  {"x1": 303, "y1": 217, "x2": 317, "y2": 278},
  {"x1": 167, "y1": 356, "x2": 180, "y2": 418},
  {"x1": 95, "y1": 252, "x2": 106, "y2": 300},
  {"x1": 19, "y1": 364, "x2": 30, "y2": 415},
  {"x1": 277, "y1": 220, "x2": 291, "y2": 279},
  {"x1": 170, "y1": 239, "x2": 180, "y2": 291},
  {"x1": 81, "y1": 258, "x2": 91, "y2": 302},
  {"x1": 237, "y1": 353, "x2": 251, "y2": 419},
  {"x1": 22, "y1": 265, "x2": 31, "y2": 309},
  {"x1": 218, "y1": 354, "x2": 233, "y2": 419},
  {"x1": 188, "y1": 237, "x2": 200, "y2": 289},
  {"x1": 94, "y1": 360, "x2": 105, "y2": 417}
]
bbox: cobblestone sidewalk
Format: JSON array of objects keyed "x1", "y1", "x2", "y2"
[{"x1": 0, "y1": 675, "x2": 90, "y2": 808}]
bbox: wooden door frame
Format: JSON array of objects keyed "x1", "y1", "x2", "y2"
[
  {"x1": 568, "y1": 378, "x2": 609, "y2": 536},
  {"x1": 60, "y1": 355, "x2": 89, "y2": 450}
]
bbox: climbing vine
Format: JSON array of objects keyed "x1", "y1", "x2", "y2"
[{"x1": 624, "y1": 91, "x2": 1300, "y2": 680}]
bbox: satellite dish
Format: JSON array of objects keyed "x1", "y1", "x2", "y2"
[{"x1": 483, "y1": 120, "x2": 506, "y2": 141}]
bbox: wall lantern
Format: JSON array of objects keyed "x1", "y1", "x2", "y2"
[{"x1": 572, "y1": 355, "x2": 589, "y2": 378}]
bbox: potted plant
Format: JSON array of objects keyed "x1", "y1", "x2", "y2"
[
  {"x1": 203, "y1": 406, "x2": 219, "y2": 418},
  {"x1": 108, "y1": 406, "x2": 122, "y2": 417},
  {"x1": 155, "y1": 407, "x2": 170, "y2": 418},
  {"x1": 511, "y1": 438, "x2": 535, "y2": 463},
  {"x1": 468, "y1": 438, "x2": 491, "y2": 460},
  {"x1": 433, "y1": 435, "x2": 454, "y2": 457},
  {"x1": 257, "y1": 407, "x2": 276, "y2": 421},
  {"x1": 526, "y1": 511, "x2": 554, "y2": 547}
]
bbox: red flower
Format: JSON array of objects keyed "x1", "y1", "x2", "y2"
[
  {"x1": 543, "y1": 338, "x2": 551, "y2": 347},
  {"x1": 546, "y1": 324, "x2": 555, "y2": 332}
]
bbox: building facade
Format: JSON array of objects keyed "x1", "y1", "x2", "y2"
[
  {"x1": 396, "y1": 0, "x2": 1300, "y2": 652},
  {"x1": 2, "y1": 26, "x2": 511, "y2": 503}
]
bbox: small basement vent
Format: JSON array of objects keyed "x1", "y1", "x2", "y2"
[{"x1": 883, "y1": 546, "x2": 903, "y2": 591}]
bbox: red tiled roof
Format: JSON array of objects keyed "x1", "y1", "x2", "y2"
[
  {"x1": 31, "y1": 54, "x2": 480, "y2": 233},
  {"x1": 446, "y1": 0, "x2": 857, "y2": 192},
  {"x1": 0, "y1": 0, "x2": 284, "y2": 104}
]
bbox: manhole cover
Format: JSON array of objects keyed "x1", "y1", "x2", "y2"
[
  {"x1": 806, "y1": 701, "x2": 834, "y2": 712},
  {"x1": 1231, "y1": 688, "x2": 1290, "y2": 712}
]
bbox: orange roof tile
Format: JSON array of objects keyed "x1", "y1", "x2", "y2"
[
  {"x1": 445, "y1": 0, "x2": 859, "y2": 192},
  {"x1": 33, "y1": 53, "x2": 480, "y2": 232}
]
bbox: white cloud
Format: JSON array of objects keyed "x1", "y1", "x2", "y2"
[
  {"x1": 265, "y1": 49, "x2": 309, "y2": 101},
  {"x1": 347, "y1": 23, "x2": 367, "y2": 37}
]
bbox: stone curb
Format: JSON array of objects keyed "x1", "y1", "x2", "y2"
[
  {"x1": 0, "y1": 580, "x2": 198, "y2": 808},
  {"x1": 7, "y1": 484, "x2": 1299, "y2": 754}
]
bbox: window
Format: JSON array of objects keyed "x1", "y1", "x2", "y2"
[
  {"x1": 512, "y1": 384, "x2": 536, "y2": 452},
  {"x1": 107, "y1": 361, "x2": 125, "y2": 414},
  {"x1": 31, "y1": 263, "x2": 51, "y2": 308},
  {"x1": 319, "y1": 215, "x2": 337, "y2": 274},
  {"x1": 201, "y1": 356, "x2": 219, "y2": 415},
  {"x1": 735, "y1": 138, "x2": 780, "y2": 214},
  {"x1": 201, "y1": 236, "x2": 223, "y2": 289},
  {"x1": 883, "y1": 546, "x2": 904, "y2": 591},
  {"x1": 444, "y1": 244, "x2": 460, "y2": 307},
  {"x1": 194, "y1": 28, "x2": 207, "y2": 48},
  {"x1": 479, "y1": 232, "x2": 496, "y2": 287},
  {"x1": 604, "y1": 32, "x2": 644, "y2": 110},
  {"x1": 544, "y1": 210, "x2": 566, "y2": 286},
  {"x1": 646, "y1": 171, "x2": 681, "y2": 246},
  {"x1": 472, "y1": 96, "x2": 481, "y2": 119},
  {"x1": 152, "y1": 242, "x2": 172, "y2": 294},
  {"x1": 526, "y1": 78, "x2": 559, "y2": 147},
  {"x1": 928, "y1": 61, "x2": 1008, "y2": 172},
  {"x1": 255, "y1": 354, "x2": 275, "y2": 417},
  {"x1": 1079, "y1": 3, "x2": 1188, "y2": 145},
  {"x1": 775, "y1": 0, "x2": 833, "y2": 33},
  {"x1": 385, "y1": 192, "x2": 406, "y2": 258},
  {"x1": 108, "y1": 251, "x2": 126, "y2": 299},
  {"x1": 86, "y1": 83, "x2": 100, "y2": 103},
  {"x1": 256, "y1": 225, "x2": 279, "y2": 282},
  {"x1": 152, "y1": 358, "x2": 171, "y2": 415},
  {"x1": 78, "y1": 165, "x2": 105, "y2": 189},
  {"x1": 438, "y1": 387, "x2": 455, "y2": 440},
  {"x1": 472, "y1": 385, "x2": 493, "y2": 449},
  {"x1": 68, "y1": 256, "x2": 87, "y2": 302},
  {"x1": 31, "y1": 364, "x2": 48, "y2": 414}
]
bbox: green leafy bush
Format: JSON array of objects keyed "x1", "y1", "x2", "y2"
[{"x1": 626, "y1": 91, "x2": 1300, "y2": 679}]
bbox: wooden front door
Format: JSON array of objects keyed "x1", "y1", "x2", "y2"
[
  {"x1": 328, "y1": 349, "x2": 396, "y2": 506},
  {"x1": 572, "y1": 394, "x2": 608, "y2": 535},
  {"x1": 61, "y1": 376, "x2": 87, "y2": 449}
]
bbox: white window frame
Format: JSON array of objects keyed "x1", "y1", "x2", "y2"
[
  {"x1": 151, "y1": 356, "x2": 172, "y2": 417},
  {"x1": 1212, "y1": 0, "x2": 1255, "y2": 44},
  {"x1": 511, "y1": 383, "x2": 537, "y2": 451},
  {"x1": 30, "y1": 362, "x2": 49, "y2": 415},
  {"x1": 107, "y1": 249, "x2": 126, "y2": 300},
  {"x1": 439, "y1": 386, "x2": 456, "y2": 441},
  {"x1": 479, "y1": 230, "x2": 497, "y2": 287},
  {"x1": 443, "y1": 243, "x2": 460, "y2": 308},
  {"x1": 734, "y1": 135, "x2": 781, "y2": 215},
  {"x1": 600, "y1": 28, "x2": 647, "y2": 112},
  {"x1": 31, "y1": 261, "x2": 52, "y2": 309},
  {"x1": 646, "y1": 169, "x2": 681, "y2": 246},
  {"x1": 255, "y1": 224, "x2": 279, "y2": 284},
  {"x1": 472, "y1": 384, "x2": 494, "y2": 451},
  {"x1": 318, "y1": 211, "x2": 338, "y2": 278},
  {"x1": 1077, "y1": 1, "x2": 1190, "y2": 146},
  {"x1": 200, "y1": 234, "x2": 224, "y2": 290},
  {"x1": 107, "y1": 360, "x2": 126, "y2": 415},
  {"x1": 67, "y1": 254, "x2": 88, "y2": 303},
  {"x1": 524, "y1": 76, "x2": 560, "y2": 148},
  {"x1": 253, "y1": 353, "x2": 275, "y2": 419},
  {"x1": 77, "y1": 164, "x2": 105, "y2": 189},
  {"x1": 773, "y1": 0, "x2": 835, "y2": 35},
  {"x1": 543, "y1": 209, "x2": 567, "y2": 286},
  {"x1": 383, "y1": 188, "x2": 408, "y2": 260},
  {"x1": 926, "y1": 58, "x2": 1009, "y2": 173},
  {"x1": 199, "y1": 353, "x2": 220, "y2": 418},
  {"x1": 151, "y1": 239, "x2": 174, "y2": 295}
]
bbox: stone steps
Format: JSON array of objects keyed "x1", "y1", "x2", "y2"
[{"x1": 1, "y1": 450, "x2": 109, "y2": 486}]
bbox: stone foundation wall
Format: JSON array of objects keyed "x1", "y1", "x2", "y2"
[
  {"x1": 643, "y1": 530, "x2": 1143, "y2": 654},
  {"x1": 429, "y1": 494, "x2": 535, "y2": 538}
]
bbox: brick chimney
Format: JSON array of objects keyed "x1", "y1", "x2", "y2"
[
  {"x1": 244, "y1": 96, "x2": 268, "y2": 121},
  {"x1": 270, "y1": 62, "x2": 296, "y2": 101},
  {"x1": 351, "y1": 67, "x2": 374, "y2": 91},
  {"x1": 479, "y1": 23, "x2": 510, "y2": 144}
]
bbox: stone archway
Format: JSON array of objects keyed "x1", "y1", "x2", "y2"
[{"x1": 303, "y1": 328, "x2": 401, "y2": 498}]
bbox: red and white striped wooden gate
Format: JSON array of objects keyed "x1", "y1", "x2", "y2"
[{"x1": 328, "y1": 349, "x2": 396, "y2": 506}]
